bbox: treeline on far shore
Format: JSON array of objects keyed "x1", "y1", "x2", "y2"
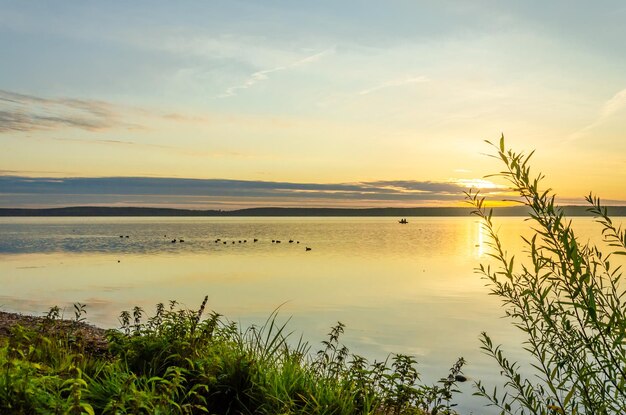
[{"x1": 2, "y1": 205, "x2": 626, "y2": 217}]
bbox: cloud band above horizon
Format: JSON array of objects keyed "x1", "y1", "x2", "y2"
[{"x1": 0, "y1": 176, "x2": 500, "y2": 209}]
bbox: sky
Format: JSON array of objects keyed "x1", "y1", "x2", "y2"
[{"x1": 1, "y1": 1, "x2": 625, "y2": 209}]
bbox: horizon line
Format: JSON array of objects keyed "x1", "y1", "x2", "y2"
[{"x1": 2, "y1": 205, "x2": 626, "y2": 218}]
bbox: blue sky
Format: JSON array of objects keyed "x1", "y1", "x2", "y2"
[{"x1": 1, "y1": 1, "x2": 625, "y2": 208}]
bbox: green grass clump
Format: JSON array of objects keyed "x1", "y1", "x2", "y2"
[{"x1": 0, "y1": 297, "x2": 465, "y2": 414}]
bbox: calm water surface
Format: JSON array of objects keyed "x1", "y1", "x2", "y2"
[{"x1": 1, "y1": 216, "x2": 621, "y2": 413}]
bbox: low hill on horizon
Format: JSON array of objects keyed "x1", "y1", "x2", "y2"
[{"x1": 2, "y1": 205, "x2": 626, "y2": 217}]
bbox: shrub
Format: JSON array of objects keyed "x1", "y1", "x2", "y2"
[{"x1": 466, "y1": 136, "x2": 626, "y2": 414}]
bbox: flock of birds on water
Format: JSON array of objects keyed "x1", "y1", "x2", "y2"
[
  {"x1": 118, "y1": 234, "x2": 312, "y2": 251},
  {"x1": 114, "y1": 219, "x2": 417, "y2": 253}
]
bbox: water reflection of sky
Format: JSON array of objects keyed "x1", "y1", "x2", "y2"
[
  {"x1": 0, "y1": 216, "x2": 485, "y2": 257},
  {"x1": 0, "y1": 216, "x2": 622, "y2": 414}
]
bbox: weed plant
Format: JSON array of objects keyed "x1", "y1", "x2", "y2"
[
  {"x1": 0, "y1": 296, "x2": 465, "y2": 414},
  {"x1": 466, "y1": 136, "x2": 626, "y2": 414}
]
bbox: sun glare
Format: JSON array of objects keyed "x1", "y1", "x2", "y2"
[{"x1": 454, "y1": 178, "x2": 506, "y2": 190}]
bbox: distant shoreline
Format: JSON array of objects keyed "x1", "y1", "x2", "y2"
[{"x1": 2, "y1": 206, "x2": 626, "y2": 217}]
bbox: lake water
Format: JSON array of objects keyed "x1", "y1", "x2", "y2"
[{"x1": 0, "y1": 216, "x2": 621, "y2": 413}]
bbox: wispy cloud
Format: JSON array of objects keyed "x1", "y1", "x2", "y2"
[
  {"x1": 0, "y1": 169, "x2": 75, "y2": 175},
  {"x1": 0, "y1": 90, "x2": 135, "y2": 133},
  {"x1": 358, "y1": 76, "x2": 430, "y2": 95},
  {"x1": 599, "y1": 88, "x2": 626, "y2": 119},
  {"x1": 30, "y1": 136, "x2": 246, "y2": 160},
  {"x1": 568, "y1": 87, "x2": 626, "y2": 140},
  {"x1": 359, "y1": 180, "x2": 463, "y2": 193},
  {"x1": 218, "y1": 47, "x2": 334, "y2": 98}
]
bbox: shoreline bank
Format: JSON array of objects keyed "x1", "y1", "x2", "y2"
[{"x1": 0, "y1": 310, "x2": 108, "y2": 353}]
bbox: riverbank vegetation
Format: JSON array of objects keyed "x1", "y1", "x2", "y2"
[
  {"x1": 0, "y1": 299, "x2": 464, "y2": 414},
  {"x1": 466, "y1": 137, "x2": 626, "y2": 414}
]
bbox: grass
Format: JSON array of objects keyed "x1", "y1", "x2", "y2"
[{"x1": 0, "y1": 297, "x2": 465, "y2": 414}]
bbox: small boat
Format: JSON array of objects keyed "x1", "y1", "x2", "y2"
[{"x1": 399, "y1": 218, "x2": 408, "y2": 224}]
